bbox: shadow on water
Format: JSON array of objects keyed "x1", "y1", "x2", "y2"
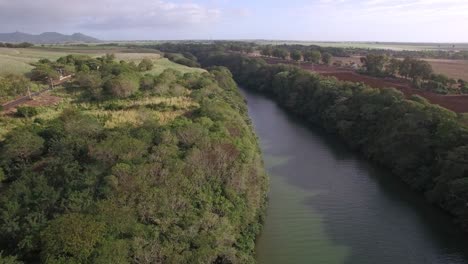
[{"x1": 242, "y1": 88, "x2": 468, "y2": 264}]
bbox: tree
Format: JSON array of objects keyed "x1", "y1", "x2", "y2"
[
  {"x1": 322, "y1": 52, "x2": 332, "y2": 65},
  {"x1": 76, "y1": 71, "x2": 103, "y2": 98},
  {"x1": 30, "y1": 64, "x2": 60, "y2": 83},
  {"x1": 399, "y1": 57, "x2": 413, "y2": 79},
  {"x1": 140, "y1": 74, "x2": 155, "y2": 90},
  {"x1": 105, "y1": 73, "x2": 140, "y2": 98},
  {"x1": 272, "y1": 48, "x2": 289, "y2": 60},
  {"x1": 386, "y1": 58, "x2": 401, "y2": 76},
  {"x1": 260, "y1": 46, "x2": 273, "y2": 57},
  {"x1": 2, "y1": 128, "x2": 44, "y2": 162},
  {"x1": 0, "y1": 168, "x2": 5, "y2": 186},
  {"x1": 0, "y1": 252, "x2": 21, "y2": 264},
  {"x1": 361, "y1": 54, "x2": 388, "y2": 76},
  {"x1": 409, "y1": 59, "x2": 433, "y2": 81},
  {"x1": 40, "y1": 214, "x2": 105, "y2": 263},
  {"x1": 138, "y1": 58, "x2": 154, "y2": 71},
  {"x1": 303, "y1": 50, "x2": 321, "y2": 63},
  {"x1": 290, "y1": 50, "x2": 302, "y2": 62},
  {"x1": 398, "y1": 57, "x2": 433, "y2": 83}
]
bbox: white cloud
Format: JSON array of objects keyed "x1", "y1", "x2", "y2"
[
  {"x1": 0, "y1": 0, "x2": 221, "y2": 33},
  {"x1": 282, "y1": 0, "x2": 468, "y2": 42}
]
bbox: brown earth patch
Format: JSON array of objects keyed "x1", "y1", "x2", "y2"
[
  {"x1": 422, "y1": 59, "x2": 468, "y2": 81},
  {"x1": 2, "y1": 92, "x2": 62, "y2": 115},
  {"x1": 262, "y1": 57, "x2": 468, "y2": 113}
]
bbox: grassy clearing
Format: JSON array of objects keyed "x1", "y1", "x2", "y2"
[
  {"x1": 88, "y1": 96, "x2": 198, "y2": 128},
  {"x1": 1, "y1": 87, "x2": 200, "y2": 139},
  {"x1": 145, "y1": 58, "x2": 205, "y2": 75},
  {"x1": 0, "y1": 47, "x2": 204, "y2": 139}
]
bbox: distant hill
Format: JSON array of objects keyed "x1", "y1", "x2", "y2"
[{"x1": 0, "y1": 32, "x2": 100, "y2": 44}]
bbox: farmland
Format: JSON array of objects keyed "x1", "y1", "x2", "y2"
[
  {"x1": 263, "y1": 57, "x2": 468, "y2": 113},
  {"x1": 330, "y1": 56, "x2": 468, "y2": 81}
]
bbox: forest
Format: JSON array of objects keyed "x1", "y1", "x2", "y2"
[
  {"x1": 0, "y1": 54, "x2": 267, "y2": 263},
  {"x1": 193, "y1": 51, "x2": 468, "y2": 232}
]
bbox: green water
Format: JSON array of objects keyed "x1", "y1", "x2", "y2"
[{"x1": 242, "y1": 89, "x2": 468, "y2": 264}]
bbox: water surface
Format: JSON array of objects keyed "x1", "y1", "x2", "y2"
[{"x1": 242, "y1": 88, "x2": 468, "y2": 264}]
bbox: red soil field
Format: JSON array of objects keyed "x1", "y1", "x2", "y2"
[{"x1": 263, "y1": 57, "x2": 468, "y2": 113}]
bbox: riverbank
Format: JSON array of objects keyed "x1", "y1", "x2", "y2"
[
  {"x1": 200, "y1": 53, "x2": 468, "y2": 234},
  {"x1": 243, "y1": 88, "x2": 468, "y2": 263}
]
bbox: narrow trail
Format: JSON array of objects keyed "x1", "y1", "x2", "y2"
[{"x1": 1, "y1": 75, "x2": 72, "y2": 111}]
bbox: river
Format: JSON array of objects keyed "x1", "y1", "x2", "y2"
[{"x1": 241, "y1": 88, "x2": 468, "y2": 264}]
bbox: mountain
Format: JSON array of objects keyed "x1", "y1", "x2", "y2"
[{"x1": 0, "y1": 32, "x2": 100, "y2": 44}]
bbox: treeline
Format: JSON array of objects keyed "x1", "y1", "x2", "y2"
[
  {"x1": 0, "y1": 54, "x2": 267, "y2": 263},
  {"x1": 0, "y1": 42, "x2": 34, "y2": 48},
  {"x1": 197, "y1": 41, "x2": 468, "y2": 60},
  {"x1": 259, "y1": 46, "x2": 333, "y2": 65},
  {"x1": 200, "y1": 53, "x2": 468, "y2": 232},
  {"x1": 263, "y1": 43, "x2": 468, "y2": 61},
  {"x1": 361, "y1": 54, "x2": 468, "y2": 94},
  {"x1": 363, "y1": 48, "x2": 468, "y2": 61}
]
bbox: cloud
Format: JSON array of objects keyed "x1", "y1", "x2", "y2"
[{"x1": 0, "y1": 0, "x2": 220, "y2": 33}]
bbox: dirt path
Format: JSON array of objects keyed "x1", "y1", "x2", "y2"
[
  {"x1": 262, "y1": 57, "x2": 468, "y2": 113},
  {"x1": 1, "y1": 75, "x2": 71, "y2": 111}
]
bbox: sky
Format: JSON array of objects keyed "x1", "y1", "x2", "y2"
[{"x1": 0, "y1": 0, "x2": 467, "y2": 42}]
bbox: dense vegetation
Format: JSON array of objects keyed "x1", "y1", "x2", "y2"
[
  {"x1": 199, "y1": 52, "x2": 468, "y2": 232},
  {"x1": 0, "y1": 54, "x2": 267, "y2": 263}
]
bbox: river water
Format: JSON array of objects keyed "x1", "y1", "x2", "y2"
[{"x1": 241, "y1": 88, "x2": 468, "y2": 264}]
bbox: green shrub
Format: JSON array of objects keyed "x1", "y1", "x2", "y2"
[
  {"x1": 104, "y1": 102, "x2": 125, "y2": 111},
  {"x1": 16, "y1": 106, "x2": 39, "y2": 118},
  {"x1": 138, "y1": 58, "x2": 154, "y2": 71}
]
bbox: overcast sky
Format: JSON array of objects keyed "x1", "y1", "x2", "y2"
[{"x1": 0, "y1": 0, "x2": 467, "y2": 42}]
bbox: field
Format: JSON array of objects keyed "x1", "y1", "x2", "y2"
[
  {"x1": 422, "y1": 59, "x2": 468, "y2": 80},
  {"x1": 0, "y1": 47, "x2": 204, "y2": 76},
  {"x1": 263, "y1": 57, "x2": 468, "y2": 113},
  {"x1": 330, "y1": 56, "x2": 468, "y2": 81},
  {"x1": 254, "y1": 40, "x2": 468, "y2": 51}
]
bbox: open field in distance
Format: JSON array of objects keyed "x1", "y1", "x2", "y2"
[
  {"x1": 254, "y1": 40, "x2": 468, "y2": 51},
  {"x1": 0, "y1": 47, "x2": 204, "y2": 76},
  {"x1": 331, "y1": 56, "x2": 468, "y2": 80}
]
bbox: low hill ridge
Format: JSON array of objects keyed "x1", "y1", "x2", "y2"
[{"x1": 0, "y1": 31, "x2": 100, "y2": 44}]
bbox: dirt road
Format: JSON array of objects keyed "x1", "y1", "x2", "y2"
[{"x1": 1, "y1": 75, "x2": 71, "y2": 111}]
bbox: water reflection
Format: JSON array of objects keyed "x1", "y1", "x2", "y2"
[{"x1": 242, "y1": 88, "x2": 468, "y2": 264}]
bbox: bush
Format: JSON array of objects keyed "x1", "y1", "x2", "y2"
[
  {"x1": 104, "y1": 73, "x2": 140, "y2": 98},
  {"x1": 0, "y1": 74, "x2": 34, "y2": 100},
  {"x1": 138, "y1": 58, "x2": 154, "y2": 71},
  {"x1": 30, "y1": 64, "x2": 60, "y2": 83},
  {"x1": 16, "y1": 106, "x2": 39, "y2": 118},
  {"x1": 104, "y1": 102, "x2": 125, "y2": 111}
]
